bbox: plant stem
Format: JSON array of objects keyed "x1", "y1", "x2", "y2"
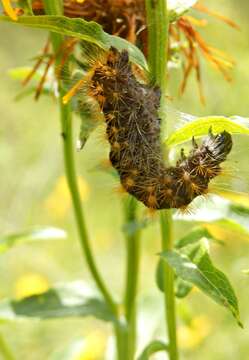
[
  {"x1": 145, "y1": 0, "x2": 168, "y2": 94},
  {"x1": 145, "y1": 0, "x2": 178, "y2": 359},
  {"x1": 59, "y1": 99, "x2": 117, "y2": 316},
  {"x1": 0, "y1": 332, "x2": 15, "y2": 360},
  {"x1": 42, "y1": 0, "x2": 117, "y2": 317},
  {"x1": 123, "y1": 197, "x2": 141, "y2": 360},
  {"x1": 42, "y1": 2, "x2": 126, "y2": 357},
  {"x1": 160, "y1": 212, "x2": 178, "y2": 360}
]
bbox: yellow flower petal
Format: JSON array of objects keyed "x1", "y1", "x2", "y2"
[
  {"x1": 44, "y1": 176, "x2": 90, "y2": 219},
  {"x1": 2, "y1": 0, "x2": 18, "y2": 21},
  {"x1": 15, "y1": 273, "x2": 49, "y2": 300},
  {"x1": 178, "y1": 315, "x2": 212, "y2": 350},
  {"x1": 76, "y1": 331, "x2": 106, "y2": 360}
]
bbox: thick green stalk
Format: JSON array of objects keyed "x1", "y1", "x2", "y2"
[
  {"x1": 145, "y1": 0, "x2": 168, "y2": 93},
  {"x1": 123, "y1": 197, "x2": 141, "y2": 360},
  {"x1": 42, "y1": 0, "x2": 117, "y2": 317},
  {"x1": 160, "y1": 212, "x2": 178, "y2": 360},
  {"x1": 145, "y1": 1, "x2": 178, "y2": 359}
]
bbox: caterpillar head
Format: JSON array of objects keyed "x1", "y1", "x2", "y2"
[{"x1": 202, "y1": 128, "x2": 233, "y2": 162}]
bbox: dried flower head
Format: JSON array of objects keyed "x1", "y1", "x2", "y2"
[{"x1": 21, "y1": 0, "x2": 237, "y2": 103}]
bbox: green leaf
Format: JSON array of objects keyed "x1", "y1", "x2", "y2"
[
  {"x1": 160, "y1": 241, "x2": 242, "y2": 327},
  {"x1": 230, "y1": 203, "x2": 249, "y2": 216},
  {"x1": 0, "y1": 282, "x2": 115, "y2": 322},
  {"x1": 168, "y1": 0, "x2": 198, "y2": 22},
  {"x1": 137, "y1": 340, "x2": 168, "y2": 360},
  {"x1": 8, "y1": 66, "x2": 40, "y2": 81},
  {"x1": 175, "y1": 277, "x2": 193, "y2": 298},
  {"x1": 48, "y1": 338, "x2": 85, "y2": 360},
  {"x1": 156, "y1": 259, "x2": 165, "y2": 293},
  {"x1": 204, "y1": 218, "x2": 249, "y2": 242},
  {"x1": 165, "y1": 116, "x2": 249, "y2": 147},
  {"x1": 0, "y1": 227, "x2": 67, "y2": 254},
  {"x1": 175, "y1": 226, "x2": 216, "y2": 248},
  {"x1": 156, "y1": 259, "x2": 193, "y2": 297},
  {"x1": 0, "y1": 15, "x2": 147, "y2": 70},
  {"x1": 0, "y1": 332, "x2": 15, "y2": 360},
  {"x1": 175, "y1": 196, "x2": 249, "y2": 240},
  {"x1": 122, "y1": 218, "x2": 149, "y2": 236}
]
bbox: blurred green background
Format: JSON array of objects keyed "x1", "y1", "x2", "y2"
[{"x1": 0, "y1": 0, "x2": 249, "y2": 359}]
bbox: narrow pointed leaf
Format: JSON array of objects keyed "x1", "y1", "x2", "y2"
[
  {"x1": 175, "y1": 226, "x2": 216, "y2": 248},
  {"x1": 165, "y1": 116, "x2": 249, "y2": 147},
  {"x1": 0, "y1": 282, "x2": 115, "y2": 322},
  {"x1": 0, "y1": 15, "x2": 147, "y2": 70},
  {"x1": 160, "y1": 243, "x2": 242, "y2": 327},
  {"x1": 0, "y1": 227, "x2": 66, "y2": 254}
]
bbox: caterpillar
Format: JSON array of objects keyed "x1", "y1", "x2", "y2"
[{"x1": 70, "y1": 47, "x2": 233, "y2": 210}]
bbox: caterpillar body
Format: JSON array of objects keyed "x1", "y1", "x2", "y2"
[{"x1": 79, "y1": 47, "x2": 233, "y2": 210}]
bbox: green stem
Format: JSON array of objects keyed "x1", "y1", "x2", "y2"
[
  {"x1": 145, "y1": 0, "x2": 168, "y2": 94},
  {"x1": 123, "y1": 197, "x2": 141, "y2": 360},
  {"x1": 42, "y1": 0, "x2": 117, "y2": 317},
  {"x1": 0, "y1": 332, "x2": 15, "y2": 360},
  {"x1": 145, "y1": 1, "x2": 178, "y2": 359},
  {"x1": 114, "y1": 322, "x2": 127, "y2": 360},
  {"x1": 160, "y1": 212, "x2": 178, "y2": 360},
  {"x1": 59, "y1": 99, "x2": 117, "y2": 315}
]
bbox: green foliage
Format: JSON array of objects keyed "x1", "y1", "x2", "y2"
[
  {"x1": 156, "y1": 259, "x2": 165, "y2": 293},
  {"x1": 160, "y1": 241, "x2": 242, "y2": 327},
  {"x1": 174, "y1": 277, "x2": 193, "y2": 298},
  {"x1": 0, "y1": 282, "x2": 115, "y2": 322},
  {"x1": 175, "y1": 226, "x2": 218, "y2": 249},
  {"x1": 156, "y1": 259, "x2": 193, "y2": 298},
  {"x1": 0, "y1": 15, "x2": 147, "y2": 70},
  {"x1": 1, "y1": 0, "x2": 249, "y2": 359},
  {"x1": 165, "y1": 116, "x2": 249, "y2": 147},
  {"x1": 168, "y1": 0, "x2": 198, "y2": 22},
  {"x1": 137, "y1": 340, "x2": 169, "y2": 360},
  {"x1": 0, "y1": 227, "x2": 66, "y2": 254}
]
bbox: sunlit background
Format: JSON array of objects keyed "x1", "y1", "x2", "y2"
[{"x1": 0, "y1": 0, "x2": 249, "y2": 359}]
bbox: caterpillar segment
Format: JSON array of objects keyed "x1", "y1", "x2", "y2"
[{"x1": 84, "y1": 47, "x2": 233, "y2": 209}]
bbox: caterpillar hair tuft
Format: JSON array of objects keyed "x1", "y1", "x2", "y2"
[{"x1": 74, "y1": 47, "x2": 233, "y2": 210}]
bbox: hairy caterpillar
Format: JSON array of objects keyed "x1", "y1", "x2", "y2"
[{"x1": 68, "y1": 47, "x2": 233, "y2": 210}]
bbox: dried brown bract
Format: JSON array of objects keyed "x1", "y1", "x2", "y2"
[{"x1": 27, "y1": 0, "x2": 237, "y2": 102}]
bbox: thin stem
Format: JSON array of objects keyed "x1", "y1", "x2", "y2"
[
  {"x1": 59, "y1": 99, "x2": 117, "y2": 315},
  {"x1": 42, "y1": 0, "x2": 117, "y2": 317},
  {"x1": 160, "y1": 212, "x2": 178, "y2": 360},
  {"x1": 123, "y1": 197, "x2": 141, "y2": 360},
  {"x1": 145, "y1": 1, "x2": 179, "y2": 359},
  {"x1": 0, "y1": 332, "x2": 15, "y2": 360}
]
